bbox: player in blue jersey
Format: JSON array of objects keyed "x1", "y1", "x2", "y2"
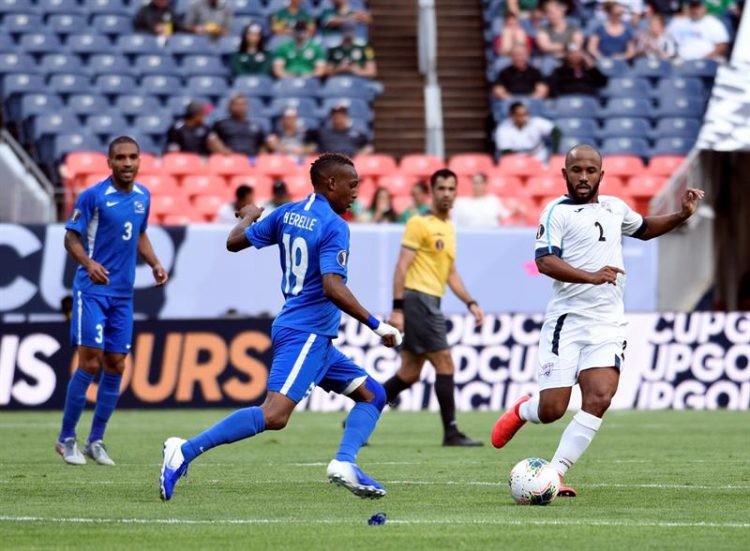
[
  {"x1": 160, "y1": 153, "x2": 402, "y2": 501},
  {"x1": 56, "y1": 136, "x2": 168, "y2": 466}
]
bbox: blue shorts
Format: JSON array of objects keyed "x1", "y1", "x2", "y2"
[
  {"x1": 70, "y1": 290, "x2": 133, "y2": 354},
  {"x1": 267, "y1": 326, "x2": 369, "y2": 403}
]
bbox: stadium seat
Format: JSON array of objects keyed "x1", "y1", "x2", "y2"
[
  {"x1": 671, "y1": 58, "x2": 718, "y2": 79},
  {"x1": 652, "y1": 78, "x2": 705, "y2": 100},
  {"x1": 134, "y1": 113, "x2": 172, "y2": 137},
  {"x1": 554, "y1": 117, "x2": 599, "y2": 138},
  {"x1": 448, "y1": 153, "x2": 494, "y2": 176},
  {"x1": 599, "y1": 98, "x2": 652, "y2": 119},
  {"x1": 0, "y1": 34, "x2": 15, "y2": 53},
  {"x1": 651, "y1": 137, "x2": 694, "y2": 156},
  {"x1": 95, "y1": 74, "x2": 138, "y2": 96},
  {"x1": 116, "y1": 34, "x2": 162, "y2": 57},
  {"x1": 273, "y1": 77, "x2": 321, "y2": 98},
  {"x1": 51, "y1": 132, "x2": 102, "y2": 161},
  {"x1": 19, "y1": 33, "x2": 63, "y2": 56},
  {"x1": 215, "y1": 34, "x2": 241, "y2": 57},
  {"x1": 47, "y1": 73, "x2": 91, "y2": 96},
  {"x1": 0, "y1": 53, "x2": 36, "y2": 75},
  {"x1": 134, "y1": 54, "x2": 180, "y2": 77},
  {"x1": 648, "y1": 155, "x2": 685, "y2": 176},
  {"x1": 556, "y1": 135, "x2": 597, "y2": 153},
  {"x1": 138, "y1": 174, "x2": 180, "y2": 195},
  {"x1": 2, "y1": 73, "x2": 45, "y2": 100},
  {"x1": 67, "y1": 93, "x2": 110, "y2": 117},
  {"x1": 601, "y1": 137, "x2": 650, "y2": 157},
  {"x1": 283, "y1": 172, "x2": 312, "y2": 200},
  {"x1": 0, "y1": 0, "x2": 36, "y2": 14},
  {"x1": 233, "y1": 74, "x2": 274, "y2": 97},
  {"x1": 399, "y1": 154, "x2": 444, "y2": 178},
  {"x1": 319, "y1": 76, "x2": 375, "y2": 100},
  {"x1": 532, "y1": 56, "x2": 560, "y2": 77},
  {"x1": 149, "y1": 194, "x2": 193, "y2": 218},
  {"x1": 353, "y1": 154, "x2": 398, "y2": 178},
  {"x1": 141, "y1": 75, "x2": 183, "y2": 99},
  {"x1": 268, "y1": 96, "x2": 319, "y2": 119},
  {"x1": 377, "y1": 172, "x2": 419, "y2": 197},
  {"x1": 182, "y1": 175, "x2": 229, "y2": 197},
  {"x1": 550, "y1": 96, "x2": 600, "y2": 118},
  {"x1": 38, "y1": 0, "x2": 82, "y2": 14},
  {"x1": 180, "y1": 54, "x2": 228, "y2": 78},
  {"x1": 486, "y1": 174, "x2": 524, "y2": 197},
  {"x1": 91, "y1": 14, "x2": 132, "y2": 36},
  {"x1": 192, "y1": 194, "x2": 226, "y2": 219},
  {"x1": 545, "y1": 154, "x2": 566, "y2": 174},
  {"x1": 255, "y1": 154, "x2": 299, "y2": 177},
  {"x1": 114, "y1": 95, "x2": 162, "y2": 117},
  {"x1": 319, "y1": 97, "x2": 372, "y2": 121},
  {"x1": 651, "y1": 118, "x2": 701, "y2": 140},
  {"x1": 185, "y1": 75, "x2": 229, "y2": 101},
  {"x1": 630, "y1": 57, "x2": 672, "y2": 79},
  {"x1": 165, "y1": 33, "x2": 213, "y2": 57},
  {"x1": 207, "y1": 153, "x2": 254, "y2": 176},
  {"x1": 67, "y1": 34, "x2": 112, "y2": 57},
  {"x1": 161, "y1": 213, "x2": 206, "y2": 224},
  {"x1": 88, "y1": 54, "x2": 133, "y2": 76},
  {"x1": 497, "y1": 154, "x2": 544, "y2": 177},
  {"x1": 525, "y1": 175, "x2": 560, "y2": 202},
  {"x1": 165, "y1": 95, "x2": 211, "y2": 117},
  {"x1": 596, "y1": 58, "x2": 628, "y2": 78},
  {"x1": 228, "y1": 173, "x2": 273, "y2": 198},
  {"x1": 599, "y1": 77, "x2": 651, "y2": 99},
  {"x1": 64, "y1": 151, "x2": 109, "y2": 187},
  {"x1": 625, "y1": 175, "x2": 668, "y2": 214},
  {"x1": 652, "y1": 97, "x2": 705, "y2": 119},
  {"x1": 3, "y1": 13, "x2": 43, "y2": 35},
  {"x1": 493, "y1": 97, "x2": 548, "y2": 121},
  {"x1": 500, "y1": 196, "x2": 539, "y2": 225},
  {"x1": 161, "y1": 152, "x2": 207, "y2": 176},
  {"x1": 48, "y1": 14, "x2": 88, "y2": 37},
  {"x1": 138, "y1": 152, "x2": 160, "y2": 174},
  {"x1": 85, "y1": 113, "x2": 128, "y2": 138},
  {"x1": 598, "y1": 118, "x2": 651, "y2": 139},
  {"x1": 232, "y1": 0, "x2": 264, "y2": 16},
  {"x1": 602, "y1": 155, "x2": 645, "y2": 176},
  {"x1": 14, "y1": 93, "x2": 63, "y2": 127},
  {"x1": 40, "y1": 53, "x2": 88, "y2": 76},
  {"x1": 84, "y1": 0, "x2": 130, "y2": 16},
  {"x1": 30, "y1": 112, "x2": 79, "y2": 142}
]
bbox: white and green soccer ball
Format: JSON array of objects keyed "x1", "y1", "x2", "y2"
[{"x1": 508, "y1": 458, "x2": 560, "y2": 505}]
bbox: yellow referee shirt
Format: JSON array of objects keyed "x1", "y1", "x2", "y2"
[{"x1": 402, "y1": 213, "x2": 456, "y2": 298}]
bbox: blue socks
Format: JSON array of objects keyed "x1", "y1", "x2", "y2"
[
  {"x1": 336, "y1": 402, "x2": 381, "y2": 463},
  {"x1": 181, "y1": 407, "x2": 266, "y2": 464},
  {"x1": 59, "y1": 369, "x2": 95, "y2": 441},
  {"x1": 88, "y1": 372, "x2": 122, "y2": 443}
]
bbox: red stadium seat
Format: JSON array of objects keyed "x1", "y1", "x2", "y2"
[
  {"x1": 354, "y1": 154, "x2": 398, "y2": 178},
  {"x1": 525, "y1": 176, "x2": 560, "y2": 201},
  {"x1": 399, "y1": 154, "x2": 444, "y2": 178},
  {"x1": 161, "y1": 152, "x2": 207, "y2": 176},
  {"x1": 501, "y1": 197, "x2": 538, "y2": 226},
  {"x1": 150, "y1": 194, "x2": 192, "y2": 217},
  {"x1": 228, "y1": 174, "x2": 273, "y2": 200},
  {"x1": 65, "y1": 151, "x2": 108, "y2": 179},
  {"x1": 624, "y1": 175, "x2": 667, "y2": 214},
  {"x1": 207, "y1": 153, "x2": 253, "y2": 176},
  {"x1": 377, "y1": 172, "x2": 419, "y2": 197},
  {"x1": 648, "y1": 155, "x2": 685, "y2": 177},
  {"x1": 138, "y1": 153, "x2": 160, "y2": 175},
  {"x1": 83, "y1": 173, "x2": 111, "y2": 189},
  {"x1": 544, "y1": 155, "x2": 566, "y2": 174},
  {"x1": 284, "y1": 174, "x2": 311, "y2": 200},
  {"x1": 161, "y1": 213, "x2": 206, "y2": 225},
  {"x1": 601, "y1": 175, "x2": 625, "y2": 196},
  {"x1": 487, "y1": 174, "x2": 525, "y2": 197},
  {"x1": 497, "y1": 154, "x2": 545, "y2": 177},
  {"x1": 192, "y1": 194, "x2": 226, "y2": 220},
  {"x1": 356, "y1": 178, "x2": 377, "y2": 205},
  {"x1": 601, "y1": 155, "x2": 645, "y2": 177},
  {"x1": 137, "y1": 174, "x2": 179, "y2": 195},
  {"x1": 182, "y1": 175, "x2": 229, "y2": 198},
  {"x1": 448, "y1": 153, "x2": 494, "y2": 176},
  {"x1": 255, "y1": 154, "x2": 300, "y2": 177},
  {"x1": 392, "y1": 195, "x2": 413, "y2": 214}
]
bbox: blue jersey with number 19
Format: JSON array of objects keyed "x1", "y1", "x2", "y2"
[
  {"x1": 65, "y1": 177, "x2": 150, "y2": 297},
  {"x1": 245, "y1": 193, "x2": 350, "y2": 338}
]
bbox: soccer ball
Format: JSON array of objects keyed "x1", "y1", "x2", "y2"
[{"x1": 508, "y1": 458, "x2": 560, "y2": 505}]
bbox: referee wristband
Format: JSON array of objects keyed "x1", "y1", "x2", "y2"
[
  {"x1": 466, "y1": 301, "x2": 478, "y2": 310},
  {"x1": 392, "y1": 298, "x2": 404, "y2": 311}
]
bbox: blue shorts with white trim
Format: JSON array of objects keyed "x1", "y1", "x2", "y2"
[
  {"x1": 70, "y1": 290, "x2": 133, "y2": 354},
  {"x1": 268, "y1": 326, "x2": 368, "y2": 403}
]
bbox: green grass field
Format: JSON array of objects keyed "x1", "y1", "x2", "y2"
[{"x1": 0, "y1": 409, "x2": 748, "y2": 550}]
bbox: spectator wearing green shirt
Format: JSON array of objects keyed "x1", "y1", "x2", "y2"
[
  {"x1": 271, "y1": 0, "x2": 315, "y2": 36},
  {"x1": 398, "y1": 182, "x2": 431, "y2": 223},
  {"x1": 273, "y1": 21, "x2": 326, "y2": 78},
  {"x1": 231, "y1": 23, "x2": 271, "y2": 76},
  {"x1": 506, "y1": 0, "x2": 539, "y2": 17},
  {"x1": 327, "y1": 24, "x2": 377, "y2": 78},
  {"x1": 320, "y1": 0, "x2": 372, "y2": 33}
]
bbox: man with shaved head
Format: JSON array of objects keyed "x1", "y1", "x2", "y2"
[{"x1": 491, "y1": 144, "x2": 704, "y2": 496}]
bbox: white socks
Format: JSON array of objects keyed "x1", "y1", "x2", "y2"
[
  {"x1": 551, "y1": 410, "x2": 602, "y2": 477},
  {"x1": 519, "y1": 395, "x2": 541, "y2": 424}
]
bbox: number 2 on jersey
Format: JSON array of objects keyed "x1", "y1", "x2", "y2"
[
  {"x1": 282, "y1": 233, "x2": 308, "y2": 295},
  {"x1": 594, "y1": 221, "x2": 606, "y2": 242}
]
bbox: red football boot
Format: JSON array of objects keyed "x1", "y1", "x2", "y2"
[
  {"x1": 558, "y1": 475, "x2": 577, "y2": 497},
  {"x1": 491, "y1": 395, "x2": 530, "y2": 449}
]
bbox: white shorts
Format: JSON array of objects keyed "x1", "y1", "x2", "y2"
[{"x1": 537, "y1": 313, "x2": 627, "y2": 391}]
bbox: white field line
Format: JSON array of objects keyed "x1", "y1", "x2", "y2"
[{"x1": 0, "y1": 515, "x2": 747, "y2": 529}]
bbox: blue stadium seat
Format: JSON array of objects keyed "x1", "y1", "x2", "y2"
[
  {"x1": 88, "y1": 53, "x2": 132, "y2": 76},
  {"x1": 492, "y1": 97, "x2": 547, "y2": 121},
  {"x1": 551, "y1": 96, "x2": 600, "y2": 118},
  {"x1": 91, "y1": 14, "x2": 132, "y2": 36},
  {"x1": 85, "y1": 112, "x2": 128, "y2": 138},
  {"x1": 651, "y1": 118, "x2": 701, "y2": 140},
  {"x1": 67, "y1": 93, "x2": 110, "y2": 116},
  {"x1": 319, "y1": 97, "x2": 372, "y2": 121},
  {"x1": 47, "y1": 73, "x2": 91, "y2": 95},
  {"x1": 38, "y1": 0, "x2": 83, "y2": 15},
  {"x1": 215, "y1": 34, "x2": 241, "y2": 57},
  {"x1": 84, "y1": 0, "x2": 130, "y2": 15},
  {"x1": 631, "y1": 57, "x2": 672, "y2": 79},
  {"x1": 651, "y1": 136, "x2": 694, "y2": 156},
  {"x1": 19, "y1": 33, "x2": 64, "y2": 56},
  {"x1": 318, "y1": 76, "x2": 372, "y2": 99},
  {"x1": 233, "y1": 74, "x2": 273, "y2": 97},
  {"x1": 600, "y1": 137, "x2": 650, "y2": 157},
  {"x1": 0, "y1": 34, "x2": 15, "y2": 52},
  {"x1": 165, "y1": 95, "x2": 211, "y2": 117},
  {"x1": 47, "y1": 14, "x2": 88, "y2": 36},
  {"x1": 557, "y1": 135, "x2": 598, "y2": 153},
  {"x1": 180, "y1": 54, "x2": 228, "y2": 77},
  {"x1": 2, "y1": 72, "x2": 44, "y2": 98},
  {"x1": 118, "y1": 130, "x2": 159, "y2": 153},
  {"x1": 40, "y1": 53, "x2": 87, "y2": 75},
  {"x1": 652, "y1": 97, "x2": 704, "y2": 118},
  {"x1": 114, "y1": 94, "x2": 162, "y2": 117},
  {"x1": 596, "y1": 58, "x2": 628, "y2": 78},
  {"x1": 553, "y1": 117, "x2": 599, "y2": 137},
  {"x1": 652, "y1": 78, "x2": 705, "y2": 100},
  {"x1": 134, "y1": 113, "x2": 172, "y2": 137},
  {"x1": 232, "y1": 0, "x2": 265, "y2": 16},
  {"x1": 134, "y1": 54, "x2": 180, "y2": 77},
  {"x1": 230, "y1": 15, "x2": 269, "y2": 37},
  {"x1": 215, "y1": 94, "x2": 265, "y2": 116},
  {"x1": 51, "y1": 132, "x2": 103, "y2": 161},
  {"x1": 3, "y1": 13, "x2": 43, "y2": 35},
  {"x1": 94, "y1": 73, "x2": 138, "y2": 96},
  {"x1": 487, "y1": 56, "x2": 511, "y2": 81},
  {"x1": 185, "y1": 75, "x2": 229, "y2": 101},
  {"x1": 30, "y1": 111, "x2": 79, "y2": 141},
  {"x1": 274, "y1": 77, "x2": 321, "y2": 98},
  {"x1": 0, "y1": 0, "x2": 37, "y2": 14},
  {"x1": 116, "y1": 34, "x2": 162, "y2": 57},
  {"x1": 67, "y1": 33, "x2": 112, "y2": 56},
  {"x1": 0, "y1": 52, "x2": 36, "y2": 74},
  {"x1": 268, "y1": 96, "x2": 318, "y2": 118},
  {"x1": 672, "y1": 59, "x2": 718, "y2": 79},
  {"x1": 165, "y1": 33, "x2": 213, "y2": 57},
  {"x1": 599, "y1": 98, "x2": 652, "y2": 119},
  {"x1": 140, "y1": 74, "x2": 183, "y2": 98},
  {"x1": 598, "y1": 117, "x2": 650, "y2": 139},
  {"x1": 532, "y1": 56, "x2": 560, "y2": 78},
  {"x1": 600, "y1": 77, "x2": 652, "y2": 99},
  {"x1": 17, "y1": 92, "x2": 63, "y2": 122}
]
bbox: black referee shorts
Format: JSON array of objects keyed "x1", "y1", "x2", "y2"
[{"x1": 403, "y1": 289, "x2": 449, "y2": 355}]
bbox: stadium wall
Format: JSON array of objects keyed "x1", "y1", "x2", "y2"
[{"x1": 1, "y1": 313, "x2": 747, "y2": 411}]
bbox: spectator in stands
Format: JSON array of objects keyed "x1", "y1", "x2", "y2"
[
  {"x1": 305, "y1": 103, "x2": 372, "y2": 158},
  {"x1": 535, "y1": 0, "x2": 584, "y2": 57},
  {"x1": 399, "y1": 181, "x2": 431, "y2": 222},
  {"x1": 185, "y1": 0, "x2": 233, "y2": 39},
  {"x1": 267, "y1": 108, "x2": 315, "y2": 157},
  {"x1": 452, "y1": 173, "x2": 512, "y2": 227},
  {"x1": 133, "y1": 0, "x2": 184, "y2": 38},
  {"x1": 271, "y1": 0, "x2": 315, "y2": 36},
  {"x1": 494, "y1": 101, "x2": 557, "y2": 161},
  {"x1": 166, "y1": 100, "x2": 212, "y2": 155},
  {"x1": 547, "y1": 43, "x2": 608, "y2": 97},
  {"x1": 208, "y1": 94, "x2": 268, "y2": 156},
  {"x1": 320, "y1": 0, "x2": 372, "y2": 32},
  {"x1": 494, "y1": 12, "x2": 532, "y2": 56},
  {"x1": 262, "y1": 180, "x2": 292, "y2": 218},
  {"x1": 359, "y1": 187, "x2": 399, "y2": 223},
  {"x1": 272, "y1": 21, "x2": 326, "y2": 79},
  {"x1": 493, "y1": 44, "x2": 548, "y2": 100},
  {"x1": 506, "y1": 0, "x2": 540, "y2": 17},
  {"x1": 216, "y1": 184, "x2": 254, "y2": 223},
  {"x1": 231, "y1": 23, "x2": 271, "y2": 76},
  {"x1": 327, "y1": 23, "x2": 377, "y2": 78},
  {"x1": 587, "y1": 2, "x2": 636, "y2": 60},
  {"x1": 666, "y1": 0, "x2": 729, "y2": 60},
  {"x1": 635, "y1": 12, "x2": 676, "y2": 59}
]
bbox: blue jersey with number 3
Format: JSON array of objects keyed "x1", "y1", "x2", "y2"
[
  {"x1": 65, "y1": 177, "x2": 150, "y2": 297},
  {"x1": 245, "y1": 193, "x2": 349, "y2": 337}
]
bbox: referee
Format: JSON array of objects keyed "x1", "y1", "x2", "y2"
[{"x1": 384, "y1": 168, "x2": 485, "y2": 446}]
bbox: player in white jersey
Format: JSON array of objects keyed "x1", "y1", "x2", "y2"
[{"x1": 491, "y1": 144, "x2": 704, "y2": 496}]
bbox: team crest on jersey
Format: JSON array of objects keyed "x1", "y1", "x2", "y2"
[
  {"x1": 602, "y1": 202, "x2": 613, "y2": 213},
  {"x1": 134, "y1": 201, "x2": 146, "y2": 214},
  {"x1": 541, "y1": 362, "x2": 554, "y2": 377},
  {"x1": 70, "y1": 209, "x2": 81, "y2": 223},
  {"x1": 337, "y1": 250, "x2": 348, "y2": 267},
  {"x1": 536, "y1": 224, "x2": 545, "y2": 239},
  {"x1": 435, "y1": 239, "x2": 444, "y2": 250}
]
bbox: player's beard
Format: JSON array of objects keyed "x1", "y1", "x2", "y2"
[{"x1": 566, "y1": 179, "x2": 599, "y2": 204}]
